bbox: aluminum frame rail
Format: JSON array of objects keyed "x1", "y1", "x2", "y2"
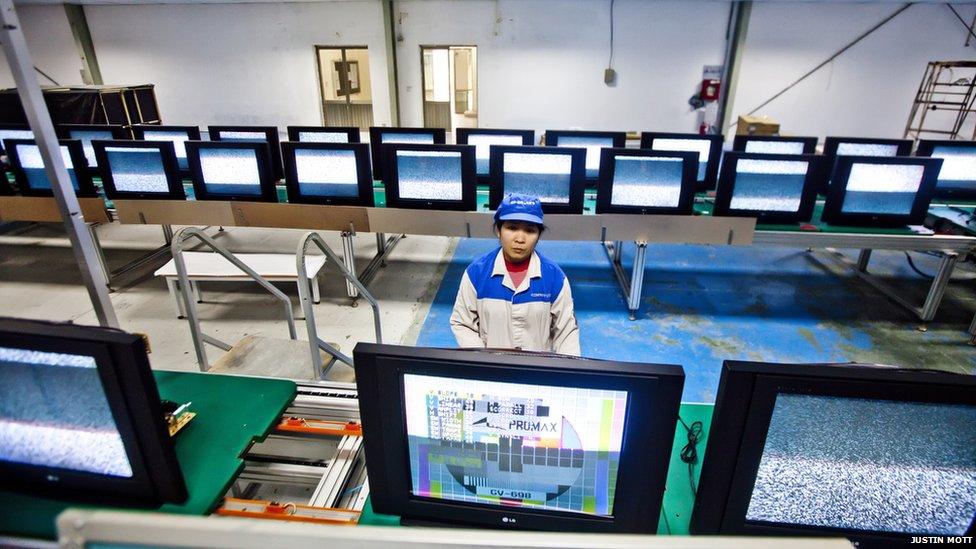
[
  {"x1": 171, "y1": 227, "x2": 297, "y2": 371},
  {"x1": 339, "y1": 230, "x2": 403, "y2": 299},
  {"x1": 296, "y1": 231, "x2": 383, "y2": 379}
]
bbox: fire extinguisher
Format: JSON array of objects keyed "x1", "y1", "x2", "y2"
[{"x1": 699, "y1": 79, "x2": 721, "y2": 101}]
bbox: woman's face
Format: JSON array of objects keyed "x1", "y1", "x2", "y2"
[{"x1": 498, "y1": 220, "x2": 541, "y2": 263}]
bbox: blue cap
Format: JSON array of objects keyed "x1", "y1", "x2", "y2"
[{"x1": 494, "y1": 194, "x2": 544, "y2": 225}]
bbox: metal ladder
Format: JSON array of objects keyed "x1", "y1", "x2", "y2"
[
  {"x1": 171, "y1": 227, "x2": 298, "y2": 372},
  {"x1": 297, "y1": 231, "x2": 382, "y2": 380},
  {"x1": 904, "y1": 60, "x2": 976, "y2": 143}
]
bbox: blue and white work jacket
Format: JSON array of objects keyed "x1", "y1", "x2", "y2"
[{"x1": 450, "y1": 247, "x2": 580, "y2": 356}]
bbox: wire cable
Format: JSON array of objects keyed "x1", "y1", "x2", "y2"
[
  {"x1": 608, "y1": 0, "x2": 615, "y2": 67},
  {"x1": 677, "y1": 415, "x2": 703, "y2": 496}
]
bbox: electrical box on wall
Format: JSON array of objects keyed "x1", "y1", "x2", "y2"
[{"x1": 604, "y1": 68, "x2": 616, "y2": 85}]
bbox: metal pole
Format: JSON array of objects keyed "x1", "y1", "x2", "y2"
[
  {"x1": 919, "y1": 251, "x2": 958, "y2": 322},
  {"x1": 0, "y1": 0, "x2": 118, "y2": 328},
  {"x1": 856, "y1": 249, "x2": 872, "y2": 272},
  {"x1": 628, "y1": 242, "x2": 647, "y2": 320},
  {"x1": 717, "y1": 1, "x2": 751, "y2": 135},
  {"x1": 341, "y1": 231, "x2": 359, "y2": 299}
]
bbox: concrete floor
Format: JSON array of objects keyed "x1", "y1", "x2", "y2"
[{"x1": 0, "y1": 222, "x2": 456, "y2": 374}]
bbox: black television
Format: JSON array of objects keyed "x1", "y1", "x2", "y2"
[
  {"x1": 713, "y1": 152, "x2": 823, "y2": 224},
  {"x1": 369, "y1": 127, "x2": 446, "y2": 183},
  {"x1": 93, "y1": 140, "x2": 186, "y2": 201},
  {"x1": 385, "y1": 143, "x2": 476, "y2": 211},
  {"x1": 58, "y1": 124, "x2": 130, "y2": 176},
  {"x1": 131, "y1": 125, "x2": 202, "y2": 177},
  {"x1": 639, "y1": 132, "x2": 724, "y2": 192},
  {"x1": 456, "y1": 128, "x2": 535, "y2": 184},
  {"x1": 4, "y1": 139, "x2": 97, "y2": 198},
  {"x1": 595, "y1": 148, "x2": 698, "y2": 215},
  {"x1": 207, "y1": 125, "x2": 283, "y2": 181},
  {"x1": 488, "y1": 145, "x2": 586, "y2": 214},
  {"x1": 690, "y1": 360, "x2": 976, "y2": 548},
  {"x1": 915, "y1": 139, "x2": 976, "y2": 201},
  {"x1": 185, "y1": 141, "x2": 278, "y2": 203},
  {"x1": 818, "y1": 136, "x2": 912, "y2": 194},
  {"x1": 281, "y1": 141, "x2": 374, "y2": 206},
  {"x1": 0, "y1": 124, "x2": 33, "y2": 155},
  {"x1": 0, "y1": 317, "x2": 188, "y2": 507},
  {"x1": 821, "y1": 156, "x2": 942, "y2": 227},
  {"x1": 545, "y1": 130, "x2": 626, "y2": 182},
  {"x1": 353, "y1": 343, "x2": 685, "y2": 533},
  {"x1": 732, "y1": 135, "x2": 818, "y2": 156},
  {"x1": 286, "y1": 126, "x2": 360, "y2": 144}
]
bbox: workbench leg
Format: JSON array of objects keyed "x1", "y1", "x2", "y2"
[
  {"x1": 612, "y1": 240, "x2": 623, "y2": 264},
  {"x1": 309, "y1": 275, "x2": 321, "y2": 304},
  {"x1": 856, "y1": 249, "x2": 872, "y2": 272},
  {"x1": 167, "y1": 278, "x2": 185, "y2": 319},
  {"x1": 88, "y1": 223, "x2": 112, "y2": 290},
  {"x1": 628, "y1": 242, "x2": 647, "y2": 321},
  {"x1": 919, "y1": 251, "x2": 958, "y2": 322},
  {"x1": 190, "y1": 281, "x2": 203, "y2": 304},
  {"x1": 162, "y1": 224, "x2": 174, "y2": 245},
  {"x1": 376, "y1": 232, "x2": 387, "y2": 267},
  {"x1": 341, "y1": 231, "x2": 359, "y2": 299}
]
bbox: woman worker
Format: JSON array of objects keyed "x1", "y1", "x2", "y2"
[{"x1": 450, "y1": 194, "x2": 580, "y2": 356}]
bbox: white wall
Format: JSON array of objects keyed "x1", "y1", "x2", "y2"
[
  {"x1": 394, "y1": 0, "x2": 730, "y2": 135},
  {"x1": 729, "y1": 2, "x2": 976, "y2": 140},
  {"x1": 0, "y1": 4, "x2": 83, "y2": 89},
  {"x1": 83, "y1": 1, "x2": 392, "y2": 128}
]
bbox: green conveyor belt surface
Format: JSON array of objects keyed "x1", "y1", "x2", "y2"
[
  {"x1": 0, "y1": 370, "x2": 296, "y2": 540},
  {"x1": 358, "y1": 402, "x2": 714, "y2": 535}
]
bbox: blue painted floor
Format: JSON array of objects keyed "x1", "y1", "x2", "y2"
[{"x1": 417, "y1": 239, "x2": 976, "y2": 403}]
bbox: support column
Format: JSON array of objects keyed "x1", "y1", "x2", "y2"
[{"x1": 64, "y1": 4, "x2": 103, "y2": 85}]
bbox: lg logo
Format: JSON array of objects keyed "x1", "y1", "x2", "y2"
[{"x1": 501, "y1": 517, "x2": 517, "y2": 524}]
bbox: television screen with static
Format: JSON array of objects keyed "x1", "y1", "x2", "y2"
[
  {"x1": 198, "y1": 147, "x2": 263, "y2": 197},
  {"x1": 502, "y1": 152, "x2": 574, "y2": 204},
  {"x1": 395, "y1": 149, "x2": 464, "y2": 201},
  {"x1": 293, "y1": 147, "x2": 361, "y2": 198}
]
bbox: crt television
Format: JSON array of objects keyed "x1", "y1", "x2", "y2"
[
  {"x1": 0, "y1": 317, "x2": 188, "y2": 507},
  {"x1": 690, "y1": 360, "x2": 976, "y2": 548},
  {"x1": 915, "y1": 139, "x2": 976, "y2": 201},
  {"x1": 456, "y1": 128, "x2": 535, "y2": 183},
  {"x1": 384, "y1": 143, "x2": 477, "y2": 211},
  {"x1": 93, "y1": 140, "x2": 186, "y2": 200},
  {"x1": 280, "y1": 141, "x2": 374, "y2": 206},
  {"x1": 354, "y1": 343, "x2": 685, "y2": 533},
  {"x1": 595, "y1": 148, "x2": 698, "y2": 215},
  {"x1": 185, "y1": 140, "x2": 278, "y2": 202},
  {"x1": 639, "y1": 132, "x2": 724, "y2": 192}
]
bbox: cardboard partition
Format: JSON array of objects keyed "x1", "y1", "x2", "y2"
[
  {"x1": 0, "y1": 196, "x2": 109, "y2": 223},
  {"x1": 601, "y1": 214, "x2": 755, "y2": 245},
  {"x1": 367, "y1": 208, "x2": 476, "y2": 237},
  {"x1": 231, "y1": 203, "x2": 369, "y2": 232},
  {"x1": 465, "y1": 213, "x2": 603, "y2": 240},
  {"x1": 115, "y1": 199, "x2": 237, "y2": 226}
]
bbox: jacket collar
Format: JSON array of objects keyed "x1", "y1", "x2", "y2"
[{"x1": 492, "y1": 248, "x2": 542, "y2": 293}]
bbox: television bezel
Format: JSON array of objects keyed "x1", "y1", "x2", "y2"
[
  {"x1": 820, "y1": 155, "x2": 942, "y2": 227},
  {"x1": 185, "y1": 140, "x2": 278, "y2": 203},
  {"x1": 712, "y1": 152, "x2": 823, "y2": 224},
  {"x1": 0, "y1": 317, "x2": 188, "y2": 507},
  {"x1": 817, "y1": 136, "x2": 913, "y2": 194},
  {"x1": 384, "y1": 143, "x2": 477, "y2": 211},
  {"x1": 544, "y1": 130, "x2": 627, "y2": 183},
  {"x1": 207, "y1": 125, "x2": 283, "y2": 181},
  {"x1": 281, "y1": 141, "x2": 374, "y2": 206},
  {"x1": 690, "y1": 360, "x2": 976, "y2": 548},
  {"x1": 286, "y1": 126, "x2": 360, "y2": 144},
  {"x1": 455, "y1": 128, "x2": 535, "y2": 184},
  {"x1": 0, "y1": 124, "x2": 34, "y2": 155},
  {"x1": 4, "y1": 138, "x2": 98, "y2": 198},
  {"x1": 732, "y1": 135, "x2": 818, "y2": 155},
  {"x1": 488, "y1": 145, "x2": 587, "y2": 214},
  {"x1": 353, "y1": 342, "x2": 684, "y2": 533},
  {"x1": 915, "y1": 139, "x2": 976, "y2": 201},
  {"x1": 368, "y1": 127, "x2": 447, "y2": 183},
  {"x1": 595, "y1": 148, "x2": 698, "y2": 215},
  {"x1": 639, "y1": 132, "x2": 724, "y2": 192},
  {"x1": 92, "y1": 139, "x2": 186, "y2": 201}
]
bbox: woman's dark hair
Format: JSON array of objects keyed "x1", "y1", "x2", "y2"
[{"x1": 494, "y1": 219, "x2": 547, "y2": 235}]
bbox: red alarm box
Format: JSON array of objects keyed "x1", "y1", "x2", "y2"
[{"x1": 699, "y1": 79, "x2": 721, "y2": 101}]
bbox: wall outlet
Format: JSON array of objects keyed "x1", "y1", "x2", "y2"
[{"x1": 604, "y1": 68, "x2": 616, "y2": 85}]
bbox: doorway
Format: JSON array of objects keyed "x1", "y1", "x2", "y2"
[
  {"x1": 421, "y1": 46, "x2": 478, "y2": 134},
  {"x1": 316, "y1": 46, "x2": 374, "y2": 129}
]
